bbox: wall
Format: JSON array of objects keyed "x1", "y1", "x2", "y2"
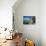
[
  {"x1": 13, "y1": 0, "x2": 41, "y2": 46},
  {"x1": 41, "y1": 0, "x2": 46, "y2": 46}
]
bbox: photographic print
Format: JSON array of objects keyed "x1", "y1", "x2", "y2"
[{"x1": 23, "y1": 16, "x2": 35, "y2": 24}]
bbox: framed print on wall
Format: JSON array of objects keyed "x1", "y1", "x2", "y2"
[{"x1": 23, "y1": 16, "x2": 36, "y2": 24}]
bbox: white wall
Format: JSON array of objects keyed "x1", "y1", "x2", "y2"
[
  {"x1": 13, "y1": 0, "x2": 41, "y2": 46},
  {"x1": 13, "y1": 0, "x2": 46, "y2": 46},
  {"x1": 0, "y1": 0, "x2": 16, "y2": 30},
  {"x1": 41, "y1": 0, "x2": 46, "y2": 46}
]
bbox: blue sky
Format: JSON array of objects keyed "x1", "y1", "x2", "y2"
[{"x1": 23, "y1": 16, "x2": 32, "y2": 20}]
